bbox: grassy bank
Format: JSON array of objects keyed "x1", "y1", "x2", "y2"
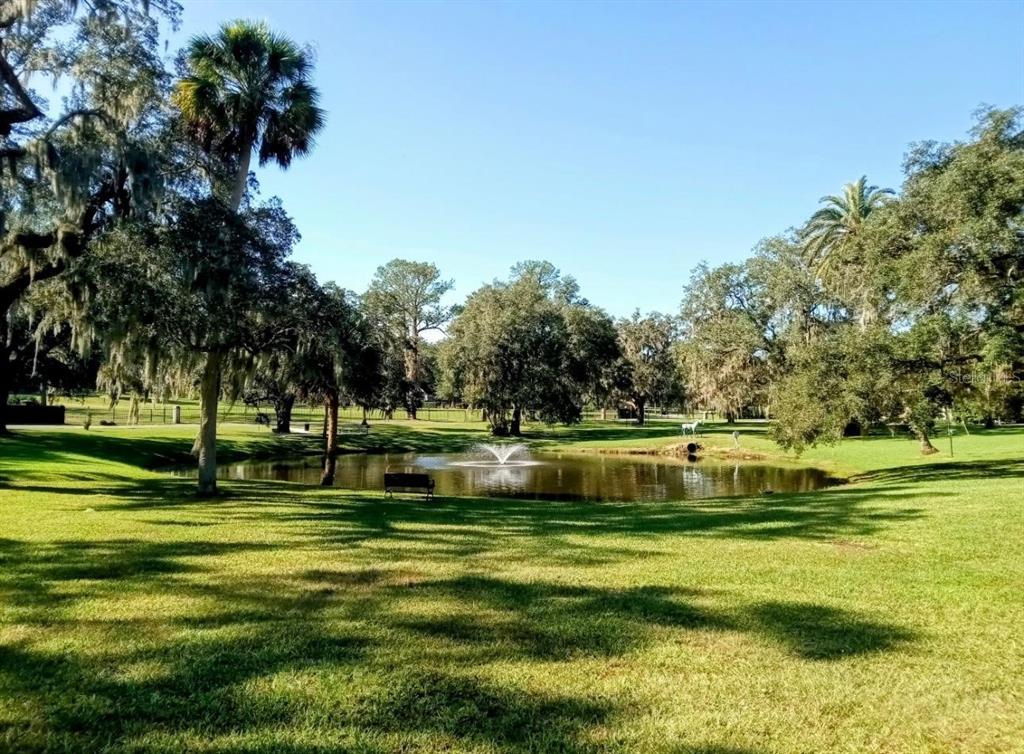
[{"x1": 0, "y1": 422, "x2": 1021, "y2": 753}]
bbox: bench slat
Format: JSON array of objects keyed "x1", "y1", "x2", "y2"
[{"x1": 384, "y1": 472, "x2": 435, "y2": 498}]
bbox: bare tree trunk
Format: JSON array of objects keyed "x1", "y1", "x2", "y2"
[
  {"x1": 916, "y1": 428, "x2": 938, "y2": 455},
  {"x1": 601, "y1": 407, "x2": 607, "y2": 421},
  {"x1": 404, "y1": 322, "x2": 420, "y2": 419},
  {"x1": 0, "y1": 369, "x2": 9, "y2": 436},
  {"x1": 320, "y1": 389, "x2": 339, "y2": 486},
  {"x1": 635, "y1": 397, "x2": 646, "y2": 426},
  {"x1": 230, "y1": 144, "x2": 253, "y2": 211},
  {"x1": 195, "y1": 350, "x2": 223, "y2": 497},
  {"x1": 0, "y1": 320, "x2": 10, "y2": 435},
  {"x1": 510, "y1": 404, "x2": 522, "y2": 436},
  {"x1": 274, "y1": 393, "x2": 295, "y2": 433},
  {"x1": 361, "y1": 405, "x2": 369, "y2": 427}
]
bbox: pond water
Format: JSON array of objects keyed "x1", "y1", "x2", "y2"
[{"x1": 180, "y1": 451, "x2": 835, "y2": 502}]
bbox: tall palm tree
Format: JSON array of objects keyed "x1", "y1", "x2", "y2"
[
  {"x1": 801, "y1": 176, "x2": 895, "y2": 332},
  {"x1": 802, "y1": 176, "x2": 894, "y2": 272},
  {"x1": 172, "y1": 20, "x2": 324, "y2": 496},
  {"x1": 173, "y1": 19, "x2": 325, "y2": 211}
]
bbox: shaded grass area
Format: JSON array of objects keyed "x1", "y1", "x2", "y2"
[
  {"x1": 0, "y1": 425, "x2": 1022, "y2": 752},
  {"x1": 14, "y1": 391, "x2": 482, "y2": 427}
]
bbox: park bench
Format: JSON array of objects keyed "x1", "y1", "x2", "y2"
[{"x1": 384, "y1": 472, "x2": 435, "y2": 499}]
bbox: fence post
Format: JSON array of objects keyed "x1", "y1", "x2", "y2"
[{"x1": 173, "y1": 405, "x2": 181, "y2": 424}]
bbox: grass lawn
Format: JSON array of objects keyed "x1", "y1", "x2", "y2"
[
  {"x1": 13, "y1": 392, "x2": 485, "y2": 428},
  {"x1": 0, "y1": 421, "x2": 1021, "y2": 753}
]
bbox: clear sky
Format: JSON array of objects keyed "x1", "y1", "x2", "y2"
[{"x1": 175, "y1": 0, "x2": 1022, "y2": 317}]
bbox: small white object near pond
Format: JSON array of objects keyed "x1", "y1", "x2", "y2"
[
  {"x1": 732, "y1": 430, "x2": 741, "y2": 448},
  {"x1": 681, "y1": 420, "x2": 701, "y2": 436}
]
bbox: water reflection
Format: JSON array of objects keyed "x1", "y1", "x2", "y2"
[{"x1": 179, "y1": 451, "x2": 835, "y2": 502}]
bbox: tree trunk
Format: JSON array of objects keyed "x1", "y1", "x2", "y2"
[
  {"x1": 510, "y1": 404, "x2": 522, "y2": 436},
  {"x1": 405, "y1": 324, "x2": 420, "y2": 419},
  {"x1": 195, "y1": 350, "x2": 223, "y2": 497},
  {"x1": 601, "y1": 407, "x2": 608, "y2": 421},
  {"x1": 274, "y1": 393, "x2": 295, "y2": 433},
  {"x1": 230, "y1": 143, "x2": 253, "y2": 211},
  {"x1": 361, "y1": 405, "x2": 369, "y2": 427},
  {"x1": 916, "y1": 428, "x2": 938, "y2": 455},
  {"x1": 320, "y1": 389, "x2": 339, "y2": 486},
  {"x1": 635, "y1": 397, "x2": 646, "y2": 426},
  {"x1": 0, "y1": 337, "x2": 9, "y2": 436}
]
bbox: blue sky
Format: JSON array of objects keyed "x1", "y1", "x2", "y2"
[{"x1": 176, "y1": 0, "x2": 1022, "y2": 317}]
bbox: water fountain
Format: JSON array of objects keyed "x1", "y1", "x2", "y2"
[
  {"x1": 449, "y1": 442, "x2": 538, "y2": 469},
  {"x1": 477, "y1": 442, "x2": 528, "y2": 464}
]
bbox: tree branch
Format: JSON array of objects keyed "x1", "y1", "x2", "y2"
[
  {"x1": 44, "y1": 108, "x2": 115, "y2": 139},
  {"x1": 0, "y1": 47, "x2": 43, "y2": 135}
]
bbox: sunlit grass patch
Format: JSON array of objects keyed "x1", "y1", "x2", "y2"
[{"x1": 0, "y1": 424, "x2": 1021, "y2": 752}]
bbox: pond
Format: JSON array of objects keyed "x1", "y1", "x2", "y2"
[{"x1": 178, "y1": 450, "x2": 836, "y2": 502}]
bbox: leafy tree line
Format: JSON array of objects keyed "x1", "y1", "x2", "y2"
[
  {"x1": 436, "y1": 109, "x2": 1022, "y2": 446},
  {"x1": 679, "y1": 108, "x2": 1024, "y2": 452}
]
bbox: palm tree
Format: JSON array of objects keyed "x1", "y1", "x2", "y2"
[
  {"x1": 802, "y1": 176, "x2": 894, "y2": 330},
  {"x1": 802, "y1": 176, "x2": 894, "y2": 269},
  {"x1": 172, "y1": 20, "x2": 324, "y2": 496},
  {"x1": 173, "y1": 20, "x2": 325, "y2": 211}
]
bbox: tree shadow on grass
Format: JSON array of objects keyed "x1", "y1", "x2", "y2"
[
  {"x1": 0, "y1": 533, "x2": 918, "y2": 752},
  {"x1": 0, "y1": 577, "x2": 612, "y2": 752},
  {"x1": 0, "y1": 430, "x2": 321, "y2": 479},
  {"x1": 295, "y1": 569, "x2": 918, "y2": 667},
  {"x1": 668, "y1": 747, "x2": 765, "y2": 754},
  {"x1": 358, "y1": 669, "x2": 610, "y2": 753},
  {"x1": 259, "y1": 483, "x2": 932, "y2": 555},
  {"x1": 0, "y1": 625, "x2": 369, "y2": 748},
  {"x1": 0, "y1": 537, "x2": 276, "y2": 614},
  {"x1": 42, "y1": 475, "x2": 936, "y2": 573},
  {"x1": 383, "y1": 577, "x2": 727, "y2": 661},
  {"x1": 857, "y1": 457, "x2": 1024, "y2": 485},
  {"x1": 744, "y1": 601, "x2": 917, "y2": 660}
]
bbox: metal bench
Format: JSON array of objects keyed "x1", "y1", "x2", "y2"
[{"x1": 384, "y1": 472, "x2": 435, "y2": 499}]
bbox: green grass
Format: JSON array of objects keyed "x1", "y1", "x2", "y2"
[
  {"x1": 13, "y1": 392, "x2": 485, "y2": 427},
  {"x1": 1, "y1": 421, "x2": 1022, "y2": 753}
]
